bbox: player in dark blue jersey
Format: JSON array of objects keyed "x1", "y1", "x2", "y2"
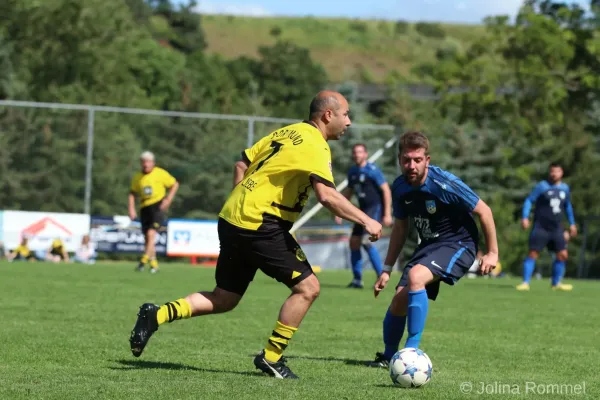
[
  {"x1": 517, "y1": 162, "x2": 577, "y2": 292},
  {"x1": 368, "y1": 131, "x2": 499, "y2": 367},
  {"x1": 336, "y1": 144, "x2": 392, "y2": 288}
]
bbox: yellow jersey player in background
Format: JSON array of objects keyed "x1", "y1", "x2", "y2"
[
  {"x1": 129, "y1": 91, "x2": 383, "y2": 379},
  {"x1": 7, "y1": 237, "x2": 36, "y2": 262},
  {"x1": 46, "y1": 238, "x2": 69, "y2": 263},
  {"x1": 129, "y1": 151, "x2": 179, "y2": 273}
]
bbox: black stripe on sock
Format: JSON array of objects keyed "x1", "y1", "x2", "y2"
[
  {"x1": 171, "y1": 302, "x2": 179, "y2": 320},
  {"x1": 268, "y1": 339, "x2": 288, "y2": 350},
  {"x1": 166, "y1": 303, "x2": 173, "y2": 322},
  {"x1": 271, "y1": 330, "x2": 292, "y2": 340}
]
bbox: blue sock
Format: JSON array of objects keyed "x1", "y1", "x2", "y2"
[
  {"x1": 405, "y1": 290, "x2": 428, "y2": 349},
  {"x1": 383, "y1": 308, "x2": 407, "y2": 360},
  {"x1": 552, "y1": 260, "x2": 566, "y2": 286},
  {"x1": 350, "y1": 249, "x2": 363, "y2": 282},
  {"x1": 365, "y1": 245, "x2": 383, "y2": 277},
  {"x1": 523, "y1": 257, "x2": 536, "y2": 284}
]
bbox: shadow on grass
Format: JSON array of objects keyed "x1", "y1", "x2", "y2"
[
  {"x1": 278, "y1": 354, "x2": 373, "y2": 367},
  {"x1": 112, "y1": 359, "x2": 263, "y2": 377}
]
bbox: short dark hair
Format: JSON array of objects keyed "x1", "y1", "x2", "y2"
[
  {"x1": 398, "y1": 131, "x2": 430, "y2": 155},
  {"x1": 352, "y1": 143, "x2": 367, "y2": 151},
  {"x1": 549, "y1": 162, "x2": 562, "y2": 169},
  {"x1": 309, "y1": 94, "x2": 340, "y2": 120}
]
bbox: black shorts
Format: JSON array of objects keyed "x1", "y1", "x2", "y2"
[
  {"x1": 15, "y1": 253, "x2": 36, "y2": 261},
  {"x1": 352, "y1": 205, "x2": 382, "y2": 236},
  {"x1": 215, "y1": 218, "x2": 314, "y2": 296},
  {"x1": 529, "y1": 225, "x2": 566, "y2": 253},
  {"x1": 50, "y1": 248, "x2": 66, "y2": 259},
  {"x1": 140, "y1": 201, "x2": 165, "y2": 233},
  {"x1": 397, "y1": 241, "x2": 476, "y2": 301}
]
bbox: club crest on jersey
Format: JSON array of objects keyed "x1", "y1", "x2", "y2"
[
  {"x1": 295, "y1": 247, "x2": 307, "y2": 262},
  {"x1": 426, "y1": 200, "x2": 436, "y2": 214},
  {"x1": 559, "y1": 191, "x2": 566, "y2": 199},
  {"x1": 359, "y1": 174, "x2": 365, "y2": 182}
]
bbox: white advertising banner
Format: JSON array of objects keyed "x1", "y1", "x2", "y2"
[
  {"x1": 167, "y1": 219, "x2": 219, "y2": 257},
  {"x1": 2, "y1": 211, "x2": 90, "y2": 252}
]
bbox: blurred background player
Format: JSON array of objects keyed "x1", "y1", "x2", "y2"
[
  {"x1": 336, "y1": 144, "x2": 392, "y2": 288},
  {"x1": 370, "y1": 131, "x2": 498, "y2": 367},
  {"x1": 128, "y1": 151, "x2": 179, "y2": 273},
  {"x1": 517, "y1": 162, "x2": 577, "y2": 291},
  {"x1": 74, "y1": 235, "x2": 97, "y2": 264},
  {"x1": 46, "y1": 238, "x2": 69, "y2": 263},
  {"x1": 7, "y1": 237, "x2": 37, "y2": 262},
  {"x1": 129, "y1": 91, "x2": 382, "y2": 380}
]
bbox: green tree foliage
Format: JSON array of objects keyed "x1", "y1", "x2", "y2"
[{"x1": 408, "y1": 0, "x2": 600, "y2": 275}]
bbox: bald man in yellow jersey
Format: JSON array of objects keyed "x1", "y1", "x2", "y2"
[
  {"x1": 129, "y1": 151, "x2": 179, "y2": 273},
  {"x1": 129, "y1": 91, "x2": 383, "y2": 379}
]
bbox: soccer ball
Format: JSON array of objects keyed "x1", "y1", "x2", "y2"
[{"x1": 389, "y1": 347, "x2": 433, "y2": 388}]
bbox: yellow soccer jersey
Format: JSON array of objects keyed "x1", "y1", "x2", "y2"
[
  {"x1": 130, "y1": 167, "x2": 176, "y2": 208},
  {"x1": 52, "y1": 239, "x2": 64, "y2": 251},
  {"x1": 14, "y1": 245, "x2": 31, "y2": 257},
  {"x1": 220, "y1": 121, "x2": 335, "y2": 231}
]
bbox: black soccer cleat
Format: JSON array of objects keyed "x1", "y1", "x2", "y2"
[
  {"x1": 366, "y1": 352, "x2": 390, "y2": 368},
  {"x1": 253, "y1": 351, "x2": 299, "y2": 379},
  {"x1": 129, "y1": 303, "x2": 159, "y2": 357}
]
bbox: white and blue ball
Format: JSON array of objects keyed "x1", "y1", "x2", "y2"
[{"x1": 389, "y1": 347, "x2": 433, "y2": 388}]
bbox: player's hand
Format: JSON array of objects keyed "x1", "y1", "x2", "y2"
[
  {"x1": 374, "y1": 272, "x2": 390, "y2": 297},
  {"x1": 569, "y1": 224, "x2": 578, "y2": 238},
  {"x1": 479, "y1": 252, "x2": 498, "y2": 275},
  {"x1": 521, "y1": 218, "x2": 530, "y2": 230},
  {"x1": 383, "y1": 214, "x2": 393, "y2": 227},
  {"x1": 364, "y1": 219, "x2": 382, "y2": 242},
  {"x1": 335, "y1": 216, "x2": 343, "y2": 225},
  {"x1": 129, "y1": 210, "x2": 137, "y2": 221}
]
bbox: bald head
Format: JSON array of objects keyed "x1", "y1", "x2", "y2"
[
  {"x1": 309, "y1": 91, "x2": 345, "y2": 120},
  {"x1": 307, "y1": 90, "x2": 351, "y2": 141}
]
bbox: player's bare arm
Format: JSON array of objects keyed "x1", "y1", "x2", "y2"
[
  {"x1": 472, "y1": 199, "x2": 499, "y2": 275},
  {"x1": 233, "y1": 159, "x2": 250, "y2": 187},
  {"x1": 313, "y1": 181, "x2": 382, "y2": 240},
  {"x1": 334, "y1": 187, "x2": 354, "y2": 224},
  {"x1": 380, "y1": 182, "x2": 393, "y2": 227},
  {"x1": 128, "y1": 192, "x2": 137, "y2": 220},
  {"x1": 374, "y1": 218, "x2": 409, "y2": 297},
  {"x1": 160, "y1": 181, "x2": 180, "y2": 211}
]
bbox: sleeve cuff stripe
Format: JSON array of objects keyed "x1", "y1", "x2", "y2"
[{"x1": 310, "y1": 174, "x2": 335, "y2": 188}]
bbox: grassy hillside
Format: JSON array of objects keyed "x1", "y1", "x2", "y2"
[{"x1": 201, "y1": 15, "x2": 486, "y2": 83}]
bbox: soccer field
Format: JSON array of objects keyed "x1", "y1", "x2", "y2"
[{"x1": 1, "y1": 262, "x2": 598, "y2": 399}]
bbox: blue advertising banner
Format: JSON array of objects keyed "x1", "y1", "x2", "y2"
[{"x1": 89, "y1": 215, "x2": 167, "y2": 255}]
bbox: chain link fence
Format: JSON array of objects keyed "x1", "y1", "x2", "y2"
[{"x1": 0, "y1": 100, "x2": 396, "y2": 220}]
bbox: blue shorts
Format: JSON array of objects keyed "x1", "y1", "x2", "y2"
[
  {"x1": 397, "y1": 241, "x2": 477, "y2": 301},
  {"x1": 352, "y1": 205, "x2": 382, "y2": 237},
  {"x1": 529, "y1": 225, "x2": 566, "y2": 253}
]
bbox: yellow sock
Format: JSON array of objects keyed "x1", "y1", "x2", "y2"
[
  {"x1": 156, "y1": 298, "x2": 192, "y2": 325},
  {"x1": 149, "y1": 258, "x2": 159, "y2": 269},
  {"x1": 140, "y1": 254, "x2": 149, "y2": 264},
  {"x1": 264, "y1": 321, "x2": 298, "y2": 363}
]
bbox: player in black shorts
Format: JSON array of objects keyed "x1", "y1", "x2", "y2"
[
  {"x1": 369, "y1": 131, "x2": 499, "y2": 367},
  {"x1": 129, "y1": 91, "x2": 383, "y2": 379}
]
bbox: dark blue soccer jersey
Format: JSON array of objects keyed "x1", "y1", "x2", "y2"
[
  {"x1": 392, "y1": 166, "x2": 480, "y2": 246},
  {"x1": 522, "y1": 181, "x2": 575, "y2": 231},
  {"x1": 348, "y1": 162, "x2": 387, "y2": 210}
]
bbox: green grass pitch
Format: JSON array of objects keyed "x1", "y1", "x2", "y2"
[{"x1": 1, "y1": 261, "x2": 598, "y2": 399}]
